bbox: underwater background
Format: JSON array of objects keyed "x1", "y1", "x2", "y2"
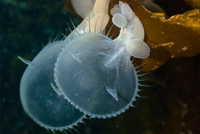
[{"x1": 0, "y1": 0, "x2": 199, "y2": 134}]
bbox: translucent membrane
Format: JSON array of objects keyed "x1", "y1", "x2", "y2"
[
  {"x1": 110, "y1": 7, "x2": 121, "y2": 16},
  {"x1": 121, "y1": 3, "x2": 132, "y2": 20},
  {"x1": 20, "y1": 41, "x2": 84, "y2": 130},
  {"x1": 54, "y1": 33, "x2": 139, "y2": 118},
  {"x1": 126, "y1": 39, "x2": 150, "y2": 59},
  {"x1": 112, "y1": 13, "x2": 128, "y2": 28}
]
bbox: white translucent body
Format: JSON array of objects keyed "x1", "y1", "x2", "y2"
[
  {"x1": 111, "y1": 1, "x2": 150, "y2": 58},
  {"x1": 20, "y1": 0, "x2": 150, "y2": 131},
  {"x1": 54, "y1": 33, "x2": 138, "y2": 118},
  {"x1": 20, "y1": 41, "x2": 85, "y2": 130},
  {"x1": 20, "y1": 0, "x2": 111, "y2": 130}
]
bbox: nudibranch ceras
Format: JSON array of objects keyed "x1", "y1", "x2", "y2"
[
  {"x1": 19, "y1": 0, "x2": 150, "y2": 132},
  {"x1": 54, "y1": 0, "x2": 150, "y2": 118}
]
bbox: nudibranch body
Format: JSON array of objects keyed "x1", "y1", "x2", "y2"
[
  {"x1": 19, "y1": 0, "x2": 150, "y2": 132},
  {"x1": 20, "y1": 41, "x2": 85, "y2": 130},
  {"x1": 55, "y1": 0, "x2": 150, "y2": 118}
]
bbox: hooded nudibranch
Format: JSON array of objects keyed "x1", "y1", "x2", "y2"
[{"x1": 19, "y1": 0, "x2": 150, "y2": 132}]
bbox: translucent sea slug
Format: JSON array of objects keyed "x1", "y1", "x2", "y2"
[{"x1": 19, "y1": 0, "x2": 150, "y2": 132}]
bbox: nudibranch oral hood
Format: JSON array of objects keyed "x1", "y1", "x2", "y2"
[{"x1": 19, "y1": 0, "x2": 150, "y2": 132}]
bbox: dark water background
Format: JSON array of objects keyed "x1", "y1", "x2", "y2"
[{"x1": 0, "y1": 0, "x2": 199, "y2": 134}]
